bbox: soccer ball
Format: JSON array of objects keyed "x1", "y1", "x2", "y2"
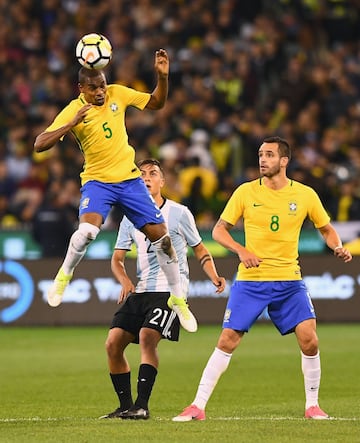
[{"x1": 75, "y1": 33, "x2": 112, "y2": 69}]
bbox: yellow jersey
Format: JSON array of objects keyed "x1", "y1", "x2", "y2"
[
  {"x1": 221, "y1": 178, "x2": 330, "y2": 281},
  {"x1": 46, "y1": 85, "x2": 151, "y2": 185}
]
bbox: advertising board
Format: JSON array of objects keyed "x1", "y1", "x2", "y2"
[{"x1": 1, "y1": 256, "x2": 359, "y2": 325}]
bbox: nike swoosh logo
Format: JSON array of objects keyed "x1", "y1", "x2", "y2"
[
  {"x1": 83, "y1": 120, "x2": 92, "y2": 124},
  {"x1": 155, "y1": 212, "x2": 162, "y2": 218},
  {"x1": 253, "y1": 203, "x2": 263, "y2": 207}
]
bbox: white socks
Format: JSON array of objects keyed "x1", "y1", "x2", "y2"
[
  {"x1": 187, "y1": 348, "x2": 320, "y2": 412},
  {"x1": 62, "y1": 222, "x2": 100, "y2": 275},
  {"x1": 301, "y1": 351, "x2": 321, "y2": 409},
  {"x1": 193, "y1": 347, "x2": 232, "y2": 410},
  {"x1": 185, "y1": 349, "x2": 321, "y2": 412}
]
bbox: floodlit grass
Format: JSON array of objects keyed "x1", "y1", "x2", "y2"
[{"x1": 0, "y1": 324, "x2": 359, "y2": 443}]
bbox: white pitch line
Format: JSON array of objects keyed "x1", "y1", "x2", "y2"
[
  {"x1": 0, "y1": 416, "x2": 359, "y2": 423},
  {"x1": 0, "y1": 417, "x2": 79, "y2": 423},
  {"x1": 212, "y1": 416, "x2": 359, "y2": 421}
]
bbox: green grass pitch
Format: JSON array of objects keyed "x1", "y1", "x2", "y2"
[{"x1": 0, "y1": 324, "x2": 359, "y2": 443}]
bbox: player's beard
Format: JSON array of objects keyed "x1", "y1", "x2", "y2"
[{"x1": 260, "y1": 163, "x2": 281, "y2": 178}]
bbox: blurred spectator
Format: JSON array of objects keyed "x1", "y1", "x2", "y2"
[
  {"x1": 179, "y1": 157, "x2": 218, "y2": 224},
  {"x1": 326, "y1": 179, "x2": 360, "y2": 222},
  {"x1": 0, "y1": 160, "x2": 16, "y2": 225},
  {"x1": 185, "y1": 129, "x2": 215, "y2": 171},
  {"x1": 31, "y1": 185, "x2": 77, "y2": 257},
  {"x1": 5, "y1": 127, "x2": 32, "y2": 184},
  {"x1": 8, "y1": 162, "x2": 46, "y2": 224},
  {"x1": 0, "y1": 0, "x2": 360, "y2": 254},
  {"x1": 209, "y1": 121, "x2": 242, "y2": 188}
]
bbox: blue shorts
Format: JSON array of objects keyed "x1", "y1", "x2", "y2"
[
  {"x1": 222, "y1": 280, "x2": 316, "y2": 335},
  {"x1": 79, "y1": 178, "x2": 165, "y2": 229}
]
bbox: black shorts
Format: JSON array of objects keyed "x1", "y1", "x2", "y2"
[{"x1": 110, "y1": 292, "x2": 180, "y2": 343}]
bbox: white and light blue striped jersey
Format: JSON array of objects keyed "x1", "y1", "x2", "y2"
[{"x1": 114, "y1": 199, "x2": 202, "y2": 295}]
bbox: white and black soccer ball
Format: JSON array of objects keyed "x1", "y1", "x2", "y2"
[{"x1": 75, "y1": 33, "x2": 112, "y2": 69}]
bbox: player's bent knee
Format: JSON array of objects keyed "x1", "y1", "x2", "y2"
[
  {"x1": 78, "y1": 222, "x2": 100, "y2": 240},
  {"x1": 71, "y1": 222, "x2": 100, "y2": 251},
  {"x1": 302, "y1": 342, "x2": 319, "y2": 356},
  {"x1": 300, "y1": 335, "x2": 319, "y2": 355},
  {"x1": 152, "y1": 233, "x2": 173, "y2": 254},
  {"x1": 160, "y1": 234, "x2": 171, "y2": 253}
]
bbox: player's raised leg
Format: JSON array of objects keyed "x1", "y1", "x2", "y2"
[
  {"x1": 152, "y1": 234, "x2": 197, "y2": 332},
  {"x1": 129, "y1": 179, "x2": 198, "y2": 332},
  {"x1": 47, "y1": 222, "x2": 100, "y2": 307},
  {"x1": 47, "y1": 267, "x2": 73, "y2": 307}
]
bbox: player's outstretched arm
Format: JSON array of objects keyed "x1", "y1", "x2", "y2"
[{"x1": 146, "y1": 49, "x2": 169, "y2": 110}]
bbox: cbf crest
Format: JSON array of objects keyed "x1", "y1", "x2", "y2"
[
  {"x1": 223, "y1": 308, "x2": 231, "y2": 323},
  {"x1": 110, "y1": 102, "x2": 118, "y2": 112},
  {"x1": 288, "y1": 201, "x2": 297, "y2": 214}
]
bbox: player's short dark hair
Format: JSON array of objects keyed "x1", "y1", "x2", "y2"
[
  {"x1": 137, "y1": 158, "x2": 164, "y2": 176},
  {"x1": 78, "y1": 67, "x2": 105, "y2": 85},
  {"x1": 263, "y1": 136, "x2": 291, "y2": 160}
]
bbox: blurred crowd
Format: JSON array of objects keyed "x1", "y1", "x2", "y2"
[{"x1": 1, "y1": 0, "x2": 360, "y2": 256}]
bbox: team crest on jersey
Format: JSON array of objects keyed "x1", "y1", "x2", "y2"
[
  {"x1": 110, "y1": 102, "x2": 118, "y2": 112},
  {"x1": 81, "y1": 197, "x2": 90, "y2": 209},
  {"x1": 289, "y1": 201, "x2": 297, "y2": 212}
]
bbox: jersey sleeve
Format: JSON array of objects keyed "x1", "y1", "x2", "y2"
[
  {"x1": 115, "y1": 85, "x2": 151, "y2": 110},
  {"x1": 114, "y1": 217, "x2": 133, "y2": 250},
  {"x1": 220, "y1": 185, "x2": 245, "y2": 225},
  {"x1": 179, "y1": 206, "x2": 202, "y2": 247},
  {"x1": 307, "y1": 187, "x2": 331, "y2": 228}
]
